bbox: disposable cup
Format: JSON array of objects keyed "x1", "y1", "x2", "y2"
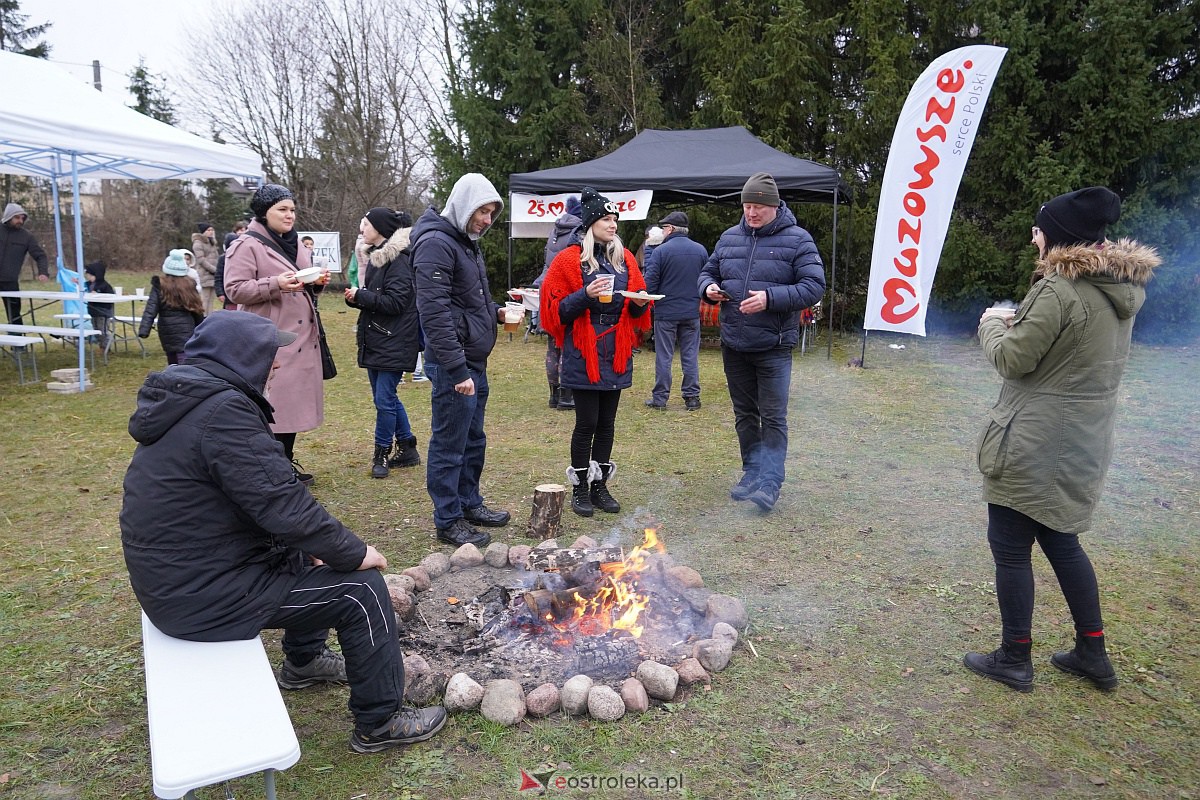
[
  {"x1": 114, "y1": 286, "x2": 124, "y2": 295},
  {"x1": 597, "y1": 276, "x2": 614, "y2": 303},
  {"x1": 136, "y1": 287, "x2": 144, "y2": 297},
  {"x1": 504, "y1": 302, "x2": 524, "y2": 332}
]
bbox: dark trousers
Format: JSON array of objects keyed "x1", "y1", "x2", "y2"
[
  {"x1": 571, "y1": 389, "x2": 621, "y2": 469},
  {"x1": 987, "y1": 503, "x2": 1104, "y2": 642},
  {"x1": 651, "y1": 318, "x2": 701, "y2": 402},
  {"x1": 424, "y1": 359, "x2": 489, "y2": 528},
  {"x1": 1, "y1": 281, "x2": 24, "y2": 324},
  {"x1": 263, "y1": 566, "x2": 403, "y2": 729},
  {"x1": 545, "y1": 338, "x2": 562, "y2": 385},
  {"x1": 275, "y1": 431, "x2": 297, "y2": 461},
  {"x1": 721, "y1": 345, "x2": 793, "y2": 486}
]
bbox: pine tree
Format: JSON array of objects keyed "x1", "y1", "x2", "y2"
[
  {"x1": 0, "y1": 0, "x2": 51, "y2": 58},
  {"x1": 127, "y1": 59, "x2": 177, "y2": 125}
]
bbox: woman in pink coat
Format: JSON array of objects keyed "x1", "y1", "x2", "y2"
[{"x1": 224, "y1": 183, "x2": 331, "y2": 485}]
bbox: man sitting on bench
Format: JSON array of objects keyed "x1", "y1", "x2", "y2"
[{"x1": 119, "y1": 311, "x2": 446, "y2": 754}]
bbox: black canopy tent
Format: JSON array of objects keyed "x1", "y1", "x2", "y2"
[{"x1": 508, "y1": 126, "x2": 851, "y2": 355}]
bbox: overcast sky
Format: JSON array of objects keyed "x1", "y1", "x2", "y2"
[{"x1": 37, "y1": 0, "x2": 202, "y2": 103}]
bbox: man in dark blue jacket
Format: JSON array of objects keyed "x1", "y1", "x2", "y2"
[
  {"x1": 120, "y1": 311, "x2": 446, "y2": 753},
  {"x1": 0, "y1": 203, "x2": 50, "y2": 324},
  {"x1": 411, "y1": 173, "x2": 510, "y2": 546},
  {"x1": 644, "y1": 210, "x2": 708, "y2": 410},
  {"x1": 699, "y1": 173, "x2": 827, "y2": 512}
]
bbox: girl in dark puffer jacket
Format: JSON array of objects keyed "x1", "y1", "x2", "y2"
[{"x1": 139, "y1": 250, "x2": 206, "y2": 365}]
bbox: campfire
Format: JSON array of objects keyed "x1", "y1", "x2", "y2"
[{"x1": 387, "y1": 526, "x2": 747, "y2": 724}]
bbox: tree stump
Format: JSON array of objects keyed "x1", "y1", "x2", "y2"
[{"x1": 527, "y1": 483, "x2": 566, "y2": 541}]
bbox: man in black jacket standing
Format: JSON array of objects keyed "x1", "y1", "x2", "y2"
[
  {"x1": 120, "y1": 311, "x2": 445, "y2": 754},
  {"x1": 411, "y1": 172, "x2": 510, "y2": 547},
  {"x1": 0, "y1": 203, "x2": 49, "y2": 324}
]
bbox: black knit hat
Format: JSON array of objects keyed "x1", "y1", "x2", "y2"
[
  {"x1": 579, "y1": 187, "x2": 619, "y2": 231},
  {"x1": 249, "y1": 183, "x2": 294, "y2": 219},
  {"x1": 741, "y1": 172, "x2": 780, "y2": 207},
  {"x1": 1036, "y1": 187, "x2": 1121, "y2": 248},
  {"x1": 196, "y1": 221, "x2": 212, "y2": 234},
  {"x1": 365, "y1": 207, "x2": 410, "y2": 240}
]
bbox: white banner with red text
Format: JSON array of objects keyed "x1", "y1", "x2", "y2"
[
  {"x1": 509, "y1": 190, "x2": 653, "y2": 239},
  {"x1": 864, "y1": 45, "x2": 1007, "y2": 336}
]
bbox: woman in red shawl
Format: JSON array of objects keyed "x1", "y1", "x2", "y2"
[{"x1": 540, "y1": 188, "x2": 652, "y2": 517}]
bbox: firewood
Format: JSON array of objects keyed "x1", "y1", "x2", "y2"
[
  {"x1": 526, "y1": 483, "x2": 566, "y2": 540},
  {"x1": 526, "y1": 546, "x2": 624, "y2": 572}
]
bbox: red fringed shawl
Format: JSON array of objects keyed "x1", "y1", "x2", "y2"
[{"x1": 540, "y1": 245, "x2": 653, "y2": 384}]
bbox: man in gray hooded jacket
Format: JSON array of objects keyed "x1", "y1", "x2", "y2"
[
  {"x1": 411, "y1": 173, "x2": 511, "y2": 546},
  {"x1": 1, "y1": 202, "x2": 50, "y2": 324}
]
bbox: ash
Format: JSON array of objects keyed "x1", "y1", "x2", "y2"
[{"x1": 399, "y1": 562, "x2": 707, "y2": 691}]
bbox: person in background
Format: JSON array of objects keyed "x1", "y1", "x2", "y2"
[
  {"x1": 411, "y1": 173, "x2": 510, "y2": 547},
  {"x1": 345, "y1": 208, "x2": 422, "y2": 479},
  {"x1": 138, "y1": 250, "x2": 206, "y2": 365},
  {"x1": 635, "y1": 224, "x2": 663, "y2": 268},
  {"x1": 302, "y1": 236, "x2": 315, "y2": 251},
  {"x1": 0, "y1": 202, "x2": 50, "y2": 324},
  {"x1": 215, "y1": 219, "x2": 248, "y2": 310},
  {"x1": 699, "y1": 172, "x2": 827, "y2": 513},
  {"x1": 83, "y1": 260, "x2": 115, "y2": 353},
  {"x1": 643, "y1": 210, "x2": 707, "y2": 411},
  {"x1": 963, "y1": 187, "x2": 1160, "y2": 693},
  {"x1": 224, "y1": 183, "x2": 331, "y2": 487},
  {"x1": 121, "y1": 311, "x2": 446, "y2": 755},
  {"x1": 533, "y1": 195, "x2": 582, "y2": 411},
  {"x1": 540, "y1": 188, "x2": 652, "y2": 517},
  {"x1": 347, "y1": 234, "x2": 364, "y2": 289},
  {"x1": 191, "y1": 222, "x2": 220, "y2": 314}
]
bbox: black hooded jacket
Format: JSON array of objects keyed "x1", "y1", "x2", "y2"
[{"x1": 120, "y1": 311, "x2": 367, "y2": 641}]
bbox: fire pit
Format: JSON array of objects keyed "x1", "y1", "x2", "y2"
[{"x1": 384, "y1": 528, "x2": 748, "y2": 724}]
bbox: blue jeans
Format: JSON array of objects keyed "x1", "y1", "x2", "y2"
[
  {"x1": 424, "y1": 359, "x2": 489, "y2": 528},
  {"x1": 367, "y1": 369, "x2": 412, "y2": 446},
  {"x1": 721, "y1": 346, "x2": 792, "y2": 487},
  {"x1": 651, "y1": 318, "x2": 701, "y2": 402}
]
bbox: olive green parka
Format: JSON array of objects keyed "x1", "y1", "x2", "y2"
[{"x1": 976, "y1": 239, "x2": 1161, "y2": 533}]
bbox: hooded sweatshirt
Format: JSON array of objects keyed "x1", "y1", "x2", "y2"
[
  {"x1": 0, "y1": 202, "x2": 49, "y2": 282},
  {"x1": 411, "y1": 173, "x2": 505, "y2": 382},
  {"x1": 120, "y1": 311, "x2": 366, "y2": 640}
]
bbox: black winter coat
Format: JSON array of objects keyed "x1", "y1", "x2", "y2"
[
  {"x1": 411, "y1": 207, "x2": 498, "y2": 383},
  {"x1": 120, "y1": 356, "x2": 367, "y2": 641},
  {"x1": 346, "y1": 227, "x2": 420, "y2": 373},
  {"x1": 0, "y1": 222, "x2": 48, "y2": 282},
  {"x1": 138, "y1": 275, "x2": 204, "y2": 353},
  {"x1": 698, "y1": 203, "x2": 826, "y2": 352}
]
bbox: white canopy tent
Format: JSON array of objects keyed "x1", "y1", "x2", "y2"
[{"x1": 0, "y1": 51, "x2": 262, "y2": 390}]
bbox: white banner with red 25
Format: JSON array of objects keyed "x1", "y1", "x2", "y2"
[
  {"x1": 864, "y1": 45, "x2": 1007, "y2": 336},
  {"x1": 511, "y1": 191, "x2": 653, "y2": 223}
]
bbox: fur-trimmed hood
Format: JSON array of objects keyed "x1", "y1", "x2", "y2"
[
  {"x1": 357, "y1": 227, "x2": 412, "y2": 268},
  {"x1": 1039, "y1": 238, "x2": 1161, "y2": 286}
]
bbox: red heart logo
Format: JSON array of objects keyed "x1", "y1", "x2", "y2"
[
  {"x1": 548, "y1": 201, "x2": 565, "y2": 216},
  {"x1": 881, "y1": 277, "x2": 920, "y2": 324}
]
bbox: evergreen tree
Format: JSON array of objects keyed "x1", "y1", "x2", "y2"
[
  {"x1": 0, "y1": 0, "x2": 51, "y2": 58},
  {"x1": 128, "y1": 59, "x2": 177, "y2": 124}
]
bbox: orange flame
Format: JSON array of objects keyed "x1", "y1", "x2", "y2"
[{"x1": 549, "y1": 527, "x2": 663, "y2": 640}]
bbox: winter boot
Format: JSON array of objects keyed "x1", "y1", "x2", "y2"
[
  {"x1": 371, "y1": 444, "x2": 391, "y2": 479},
  {"x1": 963, "y1": 640, "x2": 1034, "y2": 692},
  {"x1": 589, "y1": 460, "x2": 621, "y2": 513},
  {"x1": 1051, "y1": 633, "x2": 1118, "y2": 691},
  {"x1": 388, "y1": 435, "x2": 421, "y2": 468},
  {"x1": 557, "y1": 387, "x2": 575, "y2": 411},
  {"x1": 567, "y1": 466, "x2": 593, "y2": 517},
  {"x1": 548, "y1": 383, "x2": 560, "y2": 408}
]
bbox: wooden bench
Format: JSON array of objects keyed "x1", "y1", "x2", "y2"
[
  {"x1": 140, "y1": 613, "x2": 300, "y2": 799},
  {"x1": 0, "y1": 334, "x2": 39, "y2": 384}
]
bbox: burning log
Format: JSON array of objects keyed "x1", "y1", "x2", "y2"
[
  {"x1": 526, "y1": 546, "x2": 624, "y2": 573},
  {"x1": 526, "y1": 483, "x2": 566, "y2": 540},
  {"x1": 522, "y1": 587, "x2": 593, "y2": 622}
]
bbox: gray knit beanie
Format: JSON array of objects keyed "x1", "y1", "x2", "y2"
[{"x1": 741, "y1": 172, "x2": 780, "y2": 207}]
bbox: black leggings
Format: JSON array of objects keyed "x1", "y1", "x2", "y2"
[
  {"x1": 571, "y1": 389, "x2": 621, "y2": 469},
  {"x1": 987, "y1": 503, "x2": 1104, "y2": 642},
  {"x1": 276, "y1": 432, "x2": 297, "y2": 461}
]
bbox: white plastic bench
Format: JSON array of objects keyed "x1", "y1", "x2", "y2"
[
  {"x1": 140, "y1": 612, "x2": 300, "y2": 799},
  {"x1": 0, "y1": 334, "x2": 39, "y2": 384}
]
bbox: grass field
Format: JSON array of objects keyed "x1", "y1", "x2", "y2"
[{"x1": 1, "y1": 271, "x2": 1197, "y2": 799}]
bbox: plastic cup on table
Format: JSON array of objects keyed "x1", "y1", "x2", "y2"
[
  {"x1": 114, "y1": 286, "x2": 124, "y2": 295},
  {"x1": 136, "y1": 287, "x2": 144, "y2": 297}
]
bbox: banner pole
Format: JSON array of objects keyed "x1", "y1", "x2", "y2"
[{"x1": 860, "y1": 329, "x2": 869, "y2": 368}]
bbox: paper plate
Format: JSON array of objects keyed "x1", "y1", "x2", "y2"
[
  {"x1": 294, "y1": 267, "x2": 323, "y2": 283},
  {"x1": 618, "y1": 290, "x2": 665, "y2": 301}
]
